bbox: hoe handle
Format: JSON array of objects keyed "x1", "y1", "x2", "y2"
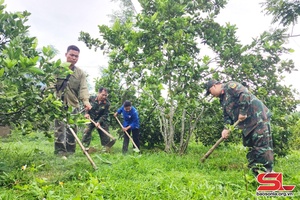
[
  {"x1": 89, "y1": 117, "x2": 116, "y2": 140},
  {"x1": 200, "y1": 120, "x2": 240, "y2": 163},
  {"x1": 114, "y1": 116, "x2": 140, "y2": 151},
  {"x1": 67, "y1": 125, "x2": 98, "y2": 170}
]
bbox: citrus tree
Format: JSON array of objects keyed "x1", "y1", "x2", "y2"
[
  {"x1": 0, "y1": 1, "x2": 70, "y2": 135},
  {"x1": 80, "y1": 0, "x2": 298, "y2": 155}
]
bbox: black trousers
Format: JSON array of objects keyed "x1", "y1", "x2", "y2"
[{"x1": 122, "y1": 128, "x2": 140, "y2": 153}]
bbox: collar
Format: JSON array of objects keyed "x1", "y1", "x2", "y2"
[{"x1": 95, "y1": 97, "x2": 106, "y2": 104}]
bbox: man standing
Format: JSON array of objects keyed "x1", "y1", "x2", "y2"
[
  {"x1": 54, "y1": 45, "x2": 91, "y2": 156},
  {"x1": 114, "y1": 100, "x2": 140, "y2": 154},
  {"x1": 82, "y1": 87, "x2": 112, "y2": 151},
  {"x1": 205, "y1": 80, "x2": 274, "y2": 175}
]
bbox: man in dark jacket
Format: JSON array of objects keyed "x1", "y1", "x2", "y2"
[
  {"x1": 54, "y1": 45, "x2": 91, "y2": 156},
  {"x1": 82, "y1": 87, "x2": 111, "y2": 150},
  {"x1": 205, "y1": 80, "x2": 274, "y2": 175},
  {"x1": 114, "y1": 100, "x2": 140, "y2": 154}
]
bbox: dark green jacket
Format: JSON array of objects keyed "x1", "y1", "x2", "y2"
[
  {"x1": 86, "y1": 96, "x2": 110, "y2": 124},
  {"x1": 219, "y1": 81, "x2": 271, "y2": 136}
]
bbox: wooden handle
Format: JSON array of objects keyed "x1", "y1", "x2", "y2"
[
  {"x1": 200, "y1": 120, "x2": 240, "y2": 163},
  {"x1": 200, "y1": 137, "x2": 224, "y2": 163},
  {"x1": 114, "y1": 116, "x2": 140, "y2": 151},
  {"x1": 89, "y1": 118, "x2": 116, "y2": 140},
  {"x1": 67, "y1": 125, "x2": 98, "y2": 170}
]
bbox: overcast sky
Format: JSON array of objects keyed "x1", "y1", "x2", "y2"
[{"x1": 5, "y1": 0, "x2": 300, "y2": 95}]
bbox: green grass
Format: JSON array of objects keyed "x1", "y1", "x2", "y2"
[{"x1": 0, "y1": 131, "x2": 299, "y2": 199}]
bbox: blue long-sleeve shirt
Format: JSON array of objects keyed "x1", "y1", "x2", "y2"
[{"x1": 117, "y1": 106, "x2": 140, "y2": 129}]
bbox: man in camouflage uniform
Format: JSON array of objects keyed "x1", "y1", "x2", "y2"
[
  {"x1": 54, "y1": 45, "x2": 91, "y2": 156},
  {"x1": 82, "y1": 87, "x2": 111, "y2": 150},
  {"x1": 205, "y1": 80, "x2": 274, "y2": 175}
]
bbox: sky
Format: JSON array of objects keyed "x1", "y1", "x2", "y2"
[{"x1": 5, "y1": 0, "x2": 300, "y2": 96}]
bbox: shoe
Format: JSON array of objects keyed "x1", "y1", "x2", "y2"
[
  {"x1": 266, "y1": 168, "x2": 275, "y2": 173},
  {"x1": 105, "y1": 146, "x2": 111, "y2": 153},
  {"x1": 56, "y1": 151, "x2": 68, "y2": 160},
  {"x1": 61, "y1": 156, "x2": 68, "y2": 160}
]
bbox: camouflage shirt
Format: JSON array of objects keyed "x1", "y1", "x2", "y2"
[
  {"x1": 56, "y1": 66, "x2": 90, "y2": 108},
  {"x1": 219, "y1": 81, "x2": 271, "y2": 136},
  {"x1": 86, "y1": 96, "x2": 110, "y2": 124}
]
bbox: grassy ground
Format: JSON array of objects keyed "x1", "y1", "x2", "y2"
[{"x1": 0, "y1": 131, "x2": 299, "y2": 200}]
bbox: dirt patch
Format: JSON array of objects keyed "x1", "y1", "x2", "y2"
[{"x1": 0, "y1": 126, "x2": 11, "y2": 137}]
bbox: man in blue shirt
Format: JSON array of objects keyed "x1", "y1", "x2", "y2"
[{"x1": 114, "y1": 100, "x2": 140, "y2": 153}]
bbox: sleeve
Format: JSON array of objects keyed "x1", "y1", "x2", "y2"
[
  {"x1": 223, "y1": 108, "x2": 233, "y2": 127},
  {"x1": 238, "y1": 93, "x2": 251, "y2": 116},
  {"x1": 117, "y1": 106, "x2": 123, "y2": 114},
  {"x1": 79, "y1": 71, "x2": 90, "y2": 106},
  {"x1": 85, "y1": 96, "x2": 93, "y2": 114},
  {"x1": 129, "y1": 109, "x2": 139, "y2": 129},
  {"x1": 228, "y1": 82, "x2": 250, "y2": 116}
]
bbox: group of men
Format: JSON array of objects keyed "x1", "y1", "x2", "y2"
[
  {"x1": 54, "y1": 45, "x2": 140, "y2": 157},
  {"x1": 54, "y1": 45, "x2": 274, "y2": 176}
]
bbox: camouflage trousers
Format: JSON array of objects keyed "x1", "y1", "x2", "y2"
[
  {"x1": 81, "y1": 122, "x2": 110, "y2": 148},
  {"x1": 242, "y1": 121, "x2": 274, "y2": 174},
  {"x1": 54, "y1": 109, "x2": 78, "y2": 155},
  {"x1": 54, "y1": 121, "x2": 78, "y2": 155}
]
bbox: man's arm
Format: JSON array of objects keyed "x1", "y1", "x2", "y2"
[
  {"x1": 227, "y1": 82, "x2": 249, "y2": 121},
  {"x1": 238, "y1": 93, "x2": 250, "y2": 119},
  {"x1": 128, "y1": 109, "x2": 139, "y2": 130},
  {"x1": 79, "y1": 71, "x2": 91, "y2": 110},
  {"x1": 114, "y1": 106, "x2": 123, "y2": 117}
]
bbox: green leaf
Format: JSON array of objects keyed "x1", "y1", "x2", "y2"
[
  {"x1": 76, "y1": 119, "x2": 90, "y2": 125},
  {"x1": 28, "y1": 67, "x2": 44, "y2": 75},
  {"x1": 31, "y1": 38, "x2": 38, "y2": 49},
  {"x1": 4, "y1": 58, "x2": 18, "y2": 68},
  {"x1": 288, "y1": 48, "x2": 295, "y2": 53},
  {"x1": 0, "y1": 68, "x2": 4, "y2": 77},
  {"x1": 61, "y1": 62, "x2": 71, "y2": 69},
  {"x1": 151, "y1": 12, "x2": 158, "y2": 22}
]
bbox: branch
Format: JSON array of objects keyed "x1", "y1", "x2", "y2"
[
  {"x1": 0, "y1": 104, "x2": 30, "y2": 115},
  {"x1": 283, "y1": 34, "x2": 300, "y2": 38}
]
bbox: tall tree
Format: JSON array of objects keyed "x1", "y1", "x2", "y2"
[
  {"x1": 80, "y1": 0, "x2": 298, "y2": 155},
  {"x1": 261, "y1": 0, "x2": 300, "y2": 154}
]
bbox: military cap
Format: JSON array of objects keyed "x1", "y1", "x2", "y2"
[{"x1": 205, "y1": 79, "x2": 220, "y2": 96}]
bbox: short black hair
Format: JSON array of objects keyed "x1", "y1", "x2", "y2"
[
  {"x1": 67, "y1": 45, "x2": 80, "y2": 53},
  {"x1": 98, "y1": 87, "x2": 108, "y2": 93},
  {"x1": 123, "y1": 100, "x2": 131, "y2": 107}
]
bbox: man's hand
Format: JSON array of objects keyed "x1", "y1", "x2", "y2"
[
  {"x1": 96, "y1": 122, "x2": 100, "y2": 128},
  {"x1": 122, "y1": 126, "x2": 130, "y2": 132},
  {"x1": 221, "y1": 129, "x2": 230, "y2": 139},
  {"x1": 85, "y1": 103, "x2": 92, "y2": 111},
  {"x1": 238, "y1": 114, "x2": 247, "y2": 121},
  {"x1": 84, "y1": 114, "x2": 90, "y2": 119},
  {"x1": 113, "y1": 112, "x2": 118, "y2": 117}
]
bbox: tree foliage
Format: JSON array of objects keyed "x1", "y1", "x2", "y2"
[
  {"x1": 262, "y1": 0, "x2": 300, "y2": 27},
  {"x1": 0, "y1": 1, "x2": 78, "y2": 135},
  {"x1": 109, "y1": 0, "x2": 137, "y2": 24},
  {"x1": 80, "y1": 0, "x2": 298, "y2": 155}
]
